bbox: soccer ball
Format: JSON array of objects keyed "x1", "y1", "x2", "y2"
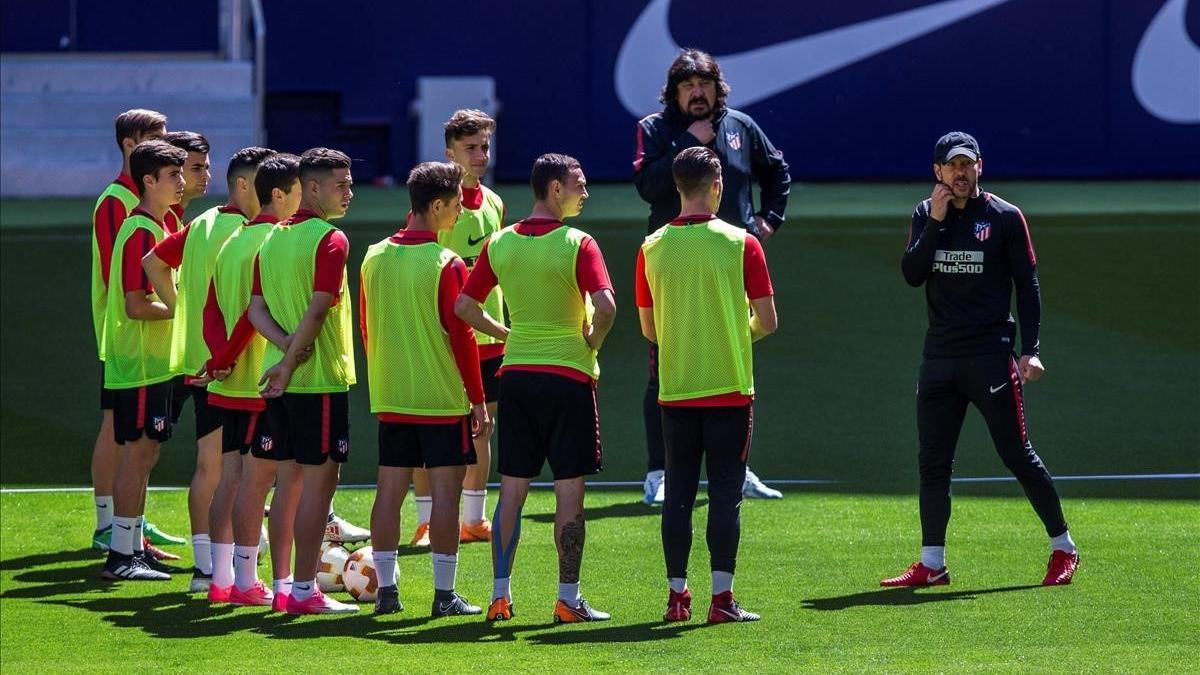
[
  {"x1": 317, "y1": 541, "x2": 350, "y2": 592},
  {"x1": 343, "y1": 545, "x2": 379, "y2": 602}
]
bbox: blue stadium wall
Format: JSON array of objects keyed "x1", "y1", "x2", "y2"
[{"x1": 4, "y1": 0, "x2": 1198, "y2": 181}]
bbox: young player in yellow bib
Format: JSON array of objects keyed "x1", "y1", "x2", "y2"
[
  {"x1": 456, "y1": 154, "x2": 616, "y2": 623},
  {"x1": 636, "y1": 147, "x2": 778, "y2": 623},
  {"x1": 145, "y1": 146, "x2": 275, "y2": 595},
  {"x1": 362, "y1": 162, "x2": 493, "y2": 617},
  {"x1": 99, "y1": 140, "x2": 188, "y2": 581},
  {"x1": 409, "y1": 110, "x2": 506, "y2": 548},
  {"x1": 201, "y1": 153, "x2": 305, "y2": 610},
  {"x1": 251, "y1": 148, "x2": 358, "y2": 614},
  {"x1": 90, "y1": 109, "x2": 183, "y2": 556}
]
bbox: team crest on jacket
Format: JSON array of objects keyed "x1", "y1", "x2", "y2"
[
  {"x1": 974, "y1": 221, "x2": 992, "y2": 242},
  {"x1": 726, "y1": 130, "x2": 742, "y2": 151},
  {"x1": 152, "y1": 416, "x2": 166, "y2": 432}
]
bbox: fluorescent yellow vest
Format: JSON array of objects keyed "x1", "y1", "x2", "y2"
[
  {"x1": 103, "y1": 213, "x2": 175, "y2": 389},
  {"x1": 170, "y1": 207, "x2": 246, "y2": 375},
  {"x1": 91, "y1": 181, "x2": 139, "y2": 361},
  {"x1": 438, "y1": 185, "x2": 506, "y2": 347},
  {"x1": 208, "y1": 221, "x2": 275, "y2": 400},
  {"x1": 361, "y1": 239, "x2": 469, "y2": 415},
  {"x1": 258, "y1": 217, "x2": 356, "y2": 393},
  {"x1": 486, "y1": 224, "x2": 599, "y2": 379},
  {"x1": 642, "y1": 219, "x2": 754, "y2": 400}
]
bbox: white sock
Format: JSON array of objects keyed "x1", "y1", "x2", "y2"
[
  {"x1": 111, "y1": 516, "x2": 137, "y2": 556},
  {"x1": 291, "y1": 579, "x2": 315, "y2": 601},
  {"x1": 233, "y1": 545, "x2": 259, "y2": 591},
  {"x1": 94, "y1": 496, "x2": 113, "y2": 530},
  {"x1": 712, "y1": 571, "x2": 734, "y2": 595},
  {"x1": 415, "y1": 496, "x2": 432, "y2": 526},
  {"x1": 921, "y1": 546, "x2": 946, "y2": 570},
  {"x1": 432, "y1": 552, "x2": 458, "y2": 592},
  {"x1": 212, "y1": 543, "x2": 235, "y2": 588},
  {"x1": 192, "y1": 534, "x2": 213, "y2": 575},
  {"x1": 558, "y1": 581, "x2": 580, "y2": 603},
  {"x1": 462, "y1": 490, "x2": 487, "y2": 525},
  {"x1": 374, "y1": 550, "x2": 398, "y2": 589},
  {"x1": 492, "y1": 576, "x2": 511, "y2": 601},
  {"x1": 272, "y1": 575, "x2": 293, "y2": 596},
  {"x1": 1050, "y1": 531, "x2": 1077, "y2": 553},
  {"x1": 669, "y1": 577, "x2": 687, "y2": 593},
  {"x1": 133, "y1": 517, "x2": 145, "y2": 552}
]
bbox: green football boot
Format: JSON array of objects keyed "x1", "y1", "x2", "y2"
[
  {"x1": 91, "y1": 525, "x2": 112, "y2": 551},
  {"x1": 142, "y1": 520, "x2": 186, "y2": 546}
]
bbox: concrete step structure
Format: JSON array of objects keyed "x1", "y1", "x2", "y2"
[{"x1": 1, "y1": 53, "x2": 261, "y2": 197}]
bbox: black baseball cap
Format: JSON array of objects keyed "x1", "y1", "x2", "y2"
[{"x1": 934, "y1": 131, "x2": 980, "y2": 164}]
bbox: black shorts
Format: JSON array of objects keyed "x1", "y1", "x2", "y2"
[
  {"x1": 378, "y1": 419, "x2": 476, "y2": 468},
  {"x1": 111, "y1": 380, "x2": 175, "y2": 445},
  {"x1": 481, "y1": 355, "x2": 503, "y2": 404},
  {"x1": 99, "y1": 362, "x2": 116, "y2": 411},
  {"x1": 497, "y1": 370, "x2": 601, "y2": 480},
  {"x1": 171, "y1": 377, "x2": 222, "y2": 439},
  {"x1": 220, "y1": 407, "x2": 275, "y2": 458},
  {"x1": 265, "y1": 392, "x2": 350, "y2": 466}
]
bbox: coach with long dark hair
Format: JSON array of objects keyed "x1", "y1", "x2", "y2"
[{"x1": 632, "y1": 49, "x2": 790, "y2": 505}]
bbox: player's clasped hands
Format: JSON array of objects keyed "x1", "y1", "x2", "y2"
[{"x1": 469, "y1": 402, "x2": 492, "y2": 439}]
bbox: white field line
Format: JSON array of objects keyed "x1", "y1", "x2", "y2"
[{"x1": 2, "y1": 473, "x2": 1196, "y2": 494}]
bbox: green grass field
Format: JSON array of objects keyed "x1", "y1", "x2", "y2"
[{"x1": 1, "y1": 181, "x2": 1197, "y2": 670}]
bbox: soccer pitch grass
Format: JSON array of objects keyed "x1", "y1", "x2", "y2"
[{"x1": 1, "y1": 489, "x2": 1197, "y2": 672}]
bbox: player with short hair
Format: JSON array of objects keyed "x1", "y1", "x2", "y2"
[
  {"x1": 201, "y1": 152, "x2": 305, "y2": 610},
  {"x1": 456, "y1": 153, "x2": 616, "y2": 623},
  {"x1": 144, "y1": 145, "x2": 275, "y2": 595},
  {"x1": 161, "y1": 131, "x2": 211, "y2": 234},
  {"x1": 408, "y1": 109, "x2": 506, "y2": 548},
  {"x1": 90, "y1": 109, "x2": 183, "y2": 555},
  {"x1": 363, "y1": 161, "x2": 492, "y2": 617},
  {"x1": 883, "y1": 131, "x2": 1078, "y2": 588},
  {"x1": 637, "y1": 147, "x2": 777, "y2": 623},
  {"x1": 99, "y1": 139, "x2": 187, "y2": 581},
  {"x1": 251, "y1": 147, "x2": 359, "y2": 614}
]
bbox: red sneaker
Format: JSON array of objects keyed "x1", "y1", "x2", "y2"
[
  {"x1": 229, "y1": 581, "x2": 274, "y2": 606},
  {"x1": 286, "y1": 588, "x2": 358, "y2": 615},
  {"x1": 707, "y1": 591, "x2": 759, "y2": 623},
  {"x1": 271, "y1": 592, "x2": 289, "y2": 613},
  {"x1": 207, "y1": 584, "x2": 232, "y2": 604},
  {"x1": 143, "y1": 537, "x2": 180, "y2": 561},
  {"x1": 664, "y1": 588, "x2": 691, "y2": 622},
  {"x1": 880, "y1": 562, "x2": 950, "y2": 587},
  {"x1": 1042, "y1": 550, "x2": 1079, "y2": 586}
]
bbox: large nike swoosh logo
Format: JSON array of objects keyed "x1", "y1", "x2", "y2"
[
  {"x1": 1132, "y1": 0, "x2": 1200, "y2": 124},
  {"x1": 615, "y1": 0, "x2": 1013, "y2": 116}
]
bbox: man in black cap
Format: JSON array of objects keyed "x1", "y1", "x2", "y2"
[
  {"x1": 882, "y1": 131, "x2": 1079, "y2": 588},
  {"x1": 631, "y1": 48, "x2": 791, "y2": 505}
]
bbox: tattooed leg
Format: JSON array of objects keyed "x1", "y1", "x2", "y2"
[{"x1": 554, "y1": 477, "x2": 586, "y2": 583}]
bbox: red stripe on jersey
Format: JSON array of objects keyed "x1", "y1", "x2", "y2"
[
  {"x1": 321, "y1": 394, "x2": 331, "y2": 454},
  {"x1": 1016, "y1": 209, "x2": 1037, "y2": 266},
  {"x1": 633, "y1": 123, "x2": 646, "y2": 173}
]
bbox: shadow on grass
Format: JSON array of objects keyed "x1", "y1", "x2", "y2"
[
  {"x1": 524, "y1": 499, "x2": 707, "y2": 524},
  {"x1": 39, "y1": 590, "x2": 708, "y2": 646},
  {"x1": 0, "y1": 548, "x2": 98, "y2": 571},
  {"x1": 802, "y1": 584, "x2": 1043, "y2": 611}
]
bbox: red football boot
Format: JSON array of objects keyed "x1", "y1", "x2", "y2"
[
  {"x1": 880, "y1": 562, "x2": 950, "y2": 587},
  {"x1": 1042, "y1": 550, "x2": 1079, "y2": 586},
  {"x1": 664, "y1": 588, "x2": 691, "y2": 622}
]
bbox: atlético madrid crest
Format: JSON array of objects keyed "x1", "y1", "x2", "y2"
[
  {"x1": 726, "y1": 130, "x2": 742, "y2": 151},
  {"x1": 974, "y1": 221, "x2": 992, "y2": 242}
]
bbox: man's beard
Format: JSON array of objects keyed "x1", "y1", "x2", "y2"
[{"x1": 680, "y1": 99, "x2": 713, "y2": 122}]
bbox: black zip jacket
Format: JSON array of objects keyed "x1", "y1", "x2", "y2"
[
  {"x1": 902, "y1": 191, "x2": 1041, "y2": 359},
  {"x1": 633, "y1": 107, "x2": 790, "y2": 234}
]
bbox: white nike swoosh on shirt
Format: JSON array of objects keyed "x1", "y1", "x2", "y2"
[
  {"x1": 989, "y1": 383, "x2": 1008, "y2": 394},
  {"x1": 1132, "y1": 0, "x2": 1200, "y2": 124},
  {"x1": 615, "y1": 0, "x2": 1013, "y2": 116}
]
